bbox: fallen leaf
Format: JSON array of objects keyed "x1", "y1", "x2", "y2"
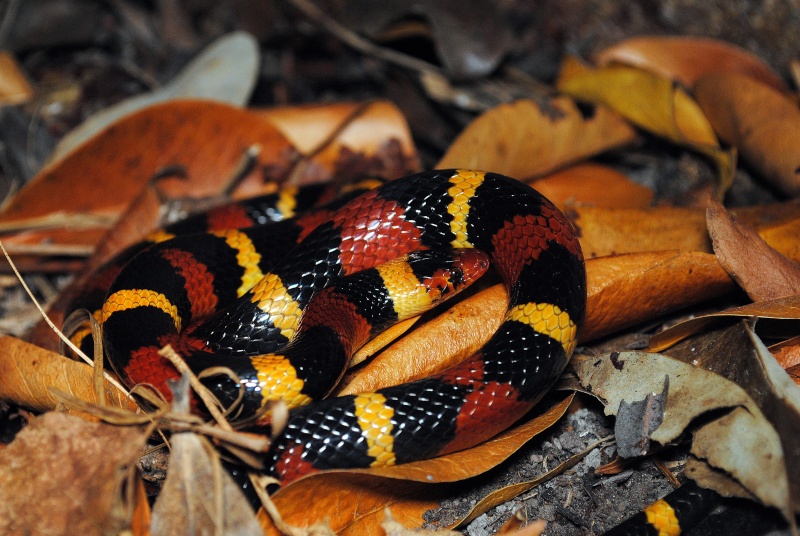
[
  {"x1": 573, "y1": 350, "x2": 793, "y2": 519},
  {"x1": 259, "y1": 395, "x2": 573, "y2": 534},
  {"x1": 0, "y1": 335, "x2": 137, "y2": 413},
  {"x1": 707, "y1": 198, "x2": 800, "y2": 301},
  {"x1": 581, "y1": 251, "x2": 734, "y2": 341},
  {"x1": 151, "y1": 376, "x2": 262, "y2": 536},
  {"x1": 0, "y1": 411, "x2": 150, "y2": 535},
  {"x1": 337, "y1": 284, "x2": 507, "y2": 396},
  {"x1": 694, "y1": 72, "x2": 800, "y2": 196},
  {"x1": 258, "y1": 100, "x2": 420, "y2": 180},
  {"x1": 571, "y1": 204, "x2": 800, "y2": 261},
  {"x1": 647, "y1": 294, "x2": 800, "y2": 352},
  {"x1": 594, "y1": 35, "x2": 786, "y2": 92},
  {"x1": 436, "y1": 97, "x2": 637, "y2": 179},
  {"x1": 0, "y1": 100, "x2": 296, "y2": 257},
  {"x1": 557, "y1": 56, "x2": 736, "y2": 195},
  {"x1": 530, "y1": 163, "x2": 653, "y2": 210},
  {"x1": 48, "y1": 31, "x2": 261, "y2": 163},
  {"x1": 0, "y1": 51, "x2": 33, "y2": 106},
  {"x1": 666, "y1": 321, "x2": 800, "y2": 516}
]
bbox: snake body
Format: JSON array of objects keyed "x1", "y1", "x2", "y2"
[{"x1": 97, "y1": 169, "x2": 586, "y2": 483}]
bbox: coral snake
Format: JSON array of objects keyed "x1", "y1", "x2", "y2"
[{"x1": 91, "y1": 169, "x2": 588, "y2": 484}]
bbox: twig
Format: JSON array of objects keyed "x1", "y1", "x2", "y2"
[{"x1": 287, "y1": 0, "x2": 443, "y2": 76}]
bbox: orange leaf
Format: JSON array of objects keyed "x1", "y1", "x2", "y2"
[
  {"x1": 707, "y1": 199, "x2": 800, "y2": 302},
  {"x1": 257, "y1": 100, "x2": 420, "y2": 179},
  {"x1": 0, "y1": 51, "x2": 33, "y2": 106},
  {"x1": 0, "y1": 335, "x2": 136, "y2": 413},
  {"x1": 582, "y1": 251, "x2": 734, "y2": 341},
  {"x1": 0, "y1": 100, "x2": 295, "y2": 256},
  {"x1": 530, "y1": 162, "x2": 653, "y2": 210},
  {"x1": 436, "y1": 97, "x2": 637, "y2": 179},
  {"x1": 694, "y1": 72, "x2": 800, "y2": 196},
  {"x1": 594, "y1": 36, "x2": 786, "y2": 92}
]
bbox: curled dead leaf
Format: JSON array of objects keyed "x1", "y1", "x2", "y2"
[
  {"x1": 557, "y1": 56, "x2": 736, "y2": 195},
  {"x1": 0, "y1": 335, "x2": 136, "y2": 413},
  {"x1": 694, "y1": 72, "x2": 800, "y2": 196},
  {"x1": 594, "y1": 35, "x2": 786, "y2": 92},
  {"x1": 573, "y1": 350, "x2": 793, "y2": 519},
  {"x1": 707, "y1": 199, "x2": 800, "y2": 301}
]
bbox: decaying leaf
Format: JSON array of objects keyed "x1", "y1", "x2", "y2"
[
  {"x1": 666, "y1": 321, "x2": 800, "y2": 514},
  {"x1": 151, "y1": 375, "x2": 262, "y2": 536},
  {"x1": 259, "y1": 395, "x2": 573, "y2": 534},
  {"x1": 556, "y1": 56, "x2": 736, "y2": 195},
  {"x1": 530, "y1": 163, "x2": 654, "y2": 210},
  {"x1": 0, "y1": 411, "x2": 150, "y2": 535},
  {"x1": 573, "y1": 350, "x2": 794, "y2": 520},
  {"x1": 707, "y1": 198, "x2": 800, "y2": 301},
  {"x1": 436, "y1": 97, "x2": 637, "y2": 179},
  {"x1": 0, "y1": 335, "x2": 137, "y2": 413},
  {"x1": 48, "y1": 31, "x2": 261, "y2": 164},
  {"x1": 694, "y1": 72, "x2": 800, "y2": 196},
  {"x1": 593, "y1": 35, "x2": 786, "y2": 92},
  {"x1": 647, "y1": 294, "x2": 800, "y2": 352}
]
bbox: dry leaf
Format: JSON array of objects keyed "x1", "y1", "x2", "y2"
[
  {"x1": 0, "y1": 412, "x2": 150, "y2": 535},
  {"x1": 0, "y1": 335, "x2": 137, "y2": 412},
  {"x1": 594, "y1": 35, "x2": 786, "y2": 92},
  {"x1": 48, "y1": 31, "x2": 260, "y2": 163},
  {"x1": 581, "y1": 251, "x2": 733, "y2": 341},
  {"x1": 530, "y1": 163, "x2": 653, "y2": 210},
  {"x1": 707, "y1": 199, "x2": 800, "y2": 301},
  {"x1": 573, "y1": 350, "x2": 793, "y2": 519},
  {"x1": 556, "y1": 56, "x2": 736, "y2": 195},
  {"x1": 259, "y1": 395, "x2": 573, "y2": 535},
  {"x1": 647, "y1": 294, "x2": 800, "y2": 352},
  {"x1": 666, "y1": 321, "x2": 800, "y2": 517},
  {"x1": 257, "y1": 100, "x2": 420, "y2": 180},
  {"x1": 694, "y1": 72, "x2": 800, "y2": 196},
  {"x1": 0, "y1": 100, "x2": 296, "y2": 261},
  {"x1": 436, "y1": 97, "x2": 637, "y2": 179},
  {"x1": 151, "y1": 376, "x2": 261, "y2": 536},
  {"x1": 0, "y1": 51, "x2": 33, "y2": 106}
]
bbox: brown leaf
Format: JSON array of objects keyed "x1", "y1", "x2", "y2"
[
  {"x1": 557, "y1": 57, "x2": 736, "y2": 195},
  {"x1": 707, "y1": 199, "x2": 800, "y2": 301},
  {"x1": 647, "y1": 294, "x2": 800, "y2": 352},
  {"x1": 436, "y1": 97, "x2": 637, "y2": 179},
  {"x1": 0, "y1": 412, "x2": 150, "y2": 535},
  {"x1": 0, "y1": 335, "x2": 137, "y2": 413},
  {"x1": 694, "y1": 72, "x2": 800, "y2": 195},
  {"x1": 337, "y1": 284, "x2": 507, "y2": 396},
  {"x1": 259, "y1": 395, "x2": 573, "y2": 534},
  {"x1": 151, "y1": 386, "x2": 262, "y2": 535},
  {"x1": 530, "y1": 163, "x2": 654, "y2": 210},
  {"x1": 594, "y1": 36, "x2": 786, "y2": 92}
]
